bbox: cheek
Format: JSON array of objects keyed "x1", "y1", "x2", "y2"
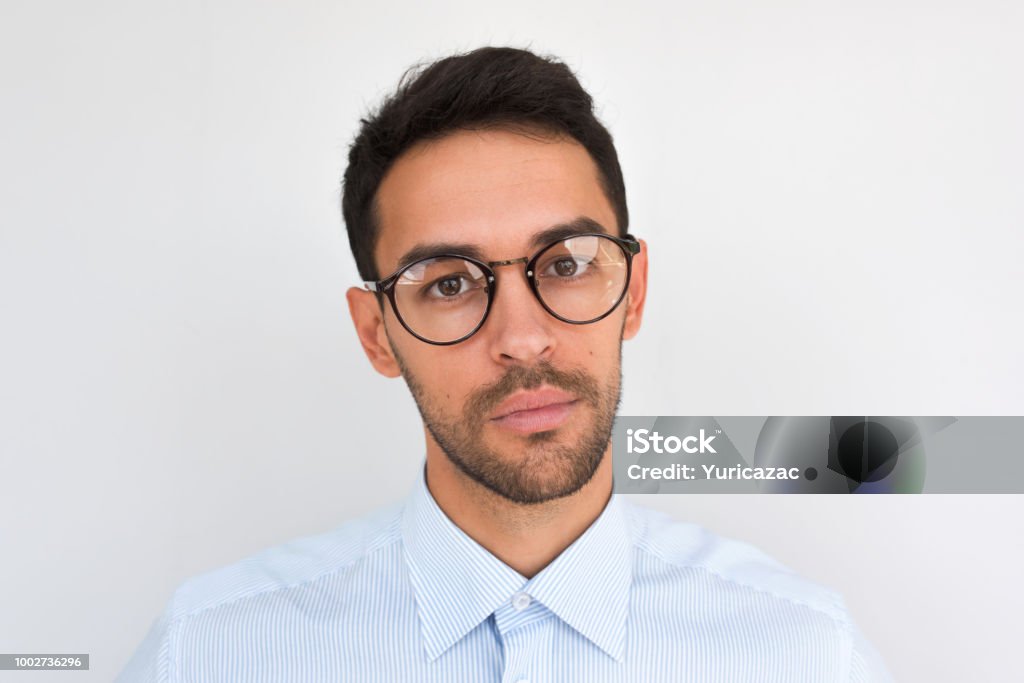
[
  {"x1": 402, "y1": 346, "x2": 482, "y2": 404},
  {"x1": 560, "y1": 315, "x2": 624, "y2": 363}
]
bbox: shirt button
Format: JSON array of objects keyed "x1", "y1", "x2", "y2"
[{"x1": 511, "y1": 591, "x2": 531, "y2": 611}]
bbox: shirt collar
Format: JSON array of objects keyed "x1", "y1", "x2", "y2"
[{"x1": 401, "y1": 462, "x2": 633, "y2": 663}]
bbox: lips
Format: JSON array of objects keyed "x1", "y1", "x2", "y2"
[
  {"x1": 489, "y1": 387, "x2": 578, "y2": 434},
  {"x1": 490, "y1": 387, "x2": 578, "y2": 419}
]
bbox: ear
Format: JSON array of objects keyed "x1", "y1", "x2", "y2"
[
  {"x1": 622, "y1": 238, "x2": 648, "y2": 341},
  {"x1": 346, "y1": 287, "x2": 402, "y2": 378}
]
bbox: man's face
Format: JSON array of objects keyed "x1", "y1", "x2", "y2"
[{"x1": 353, "y1": 127, "x2": 646, "y2": 504}]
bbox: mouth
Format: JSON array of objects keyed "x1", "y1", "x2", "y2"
[{"x1": 489, "y1": 387, "x2": 579, "y2": 435}]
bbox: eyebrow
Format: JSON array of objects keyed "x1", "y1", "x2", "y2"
[{"x1": 392, "y1": 216, "x2": 610, "y2": 273}]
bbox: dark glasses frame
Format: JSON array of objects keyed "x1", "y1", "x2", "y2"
[{"x1": 364, "y1": 232, "x2": 641, "y2": 345}]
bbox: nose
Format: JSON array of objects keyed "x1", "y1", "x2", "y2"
[{"x1": 484, "y1": 264, "x2": 556, "y2": 365}]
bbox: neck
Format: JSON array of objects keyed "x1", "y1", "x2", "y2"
[{"x1": 423, "y1": 437, "x2": 614, "y2": 579}]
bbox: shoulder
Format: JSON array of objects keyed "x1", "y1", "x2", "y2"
[
  {"x1": 619, "y1": 498, "x2": 852, "y2": 626},
  {"x1": 615, "y1": 500, "x2": 896, "y2": 679},
  {"x1": 164, "y1": 499, "x2": 405, "y2": 623},
  {"x1": 116, "y1": 502, "x2": 407, "y2": 682}
]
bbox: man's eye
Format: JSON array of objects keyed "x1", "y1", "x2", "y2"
[
  {"x1": 545, "y1": 257, "x2": 590, "y2": 278},
  {"x1": 428, "y1": 275, "x2": 470, "y2": 298}
]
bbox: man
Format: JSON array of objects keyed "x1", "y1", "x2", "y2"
[{"x1": 119, "y1": 46, "x2": 892, "y2": 681}]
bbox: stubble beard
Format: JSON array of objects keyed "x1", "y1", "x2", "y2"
[{"x1": 394, "y1": 347, "x2": 623, "y2": 505}]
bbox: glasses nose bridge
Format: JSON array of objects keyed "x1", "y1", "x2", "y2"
[
  {"x1": 487, "y1": 255, "x2": 530, "y2": 270},
  {"x1": 485, "y1": 255, "x2": 534, "y2": 286},
  {"x1": 484, "y1": 254, "x2": 542, "y2": 307}
]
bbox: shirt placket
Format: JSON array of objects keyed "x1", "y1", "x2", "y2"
[{"x1": 492, "y1": 590, "x2": 554, "y2": 683}]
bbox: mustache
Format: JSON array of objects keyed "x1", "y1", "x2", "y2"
[{"x1": 467, "y1": 360, "x2": 601, "y2": 423}]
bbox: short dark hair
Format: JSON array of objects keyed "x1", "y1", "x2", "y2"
[{"x1": 341, "y1": 46, "x2": 629, "y2": 281}]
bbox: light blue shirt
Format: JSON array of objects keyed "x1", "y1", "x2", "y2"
[{"x1": 118, "y1": 464, "x2": 892, "y2": 682}]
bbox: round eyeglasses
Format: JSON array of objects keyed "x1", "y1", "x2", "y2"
[{"x1": 364, "y1": 232, "x2": 641, "y2": 345}]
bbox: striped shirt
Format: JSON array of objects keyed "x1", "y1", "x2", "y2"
[{"x1": 118, "y1": 463, "x2": 892, "y2": 682}]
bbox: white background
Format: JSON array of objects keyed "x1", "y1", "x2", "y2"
[{"x1": 2, "y1": 1, "x2": 1022, "y2": 681}]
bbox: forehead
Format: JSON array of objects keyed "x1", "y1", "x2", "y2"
[{"x1": 373, "y1": 128, "x2": 617, "y2": 274}]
